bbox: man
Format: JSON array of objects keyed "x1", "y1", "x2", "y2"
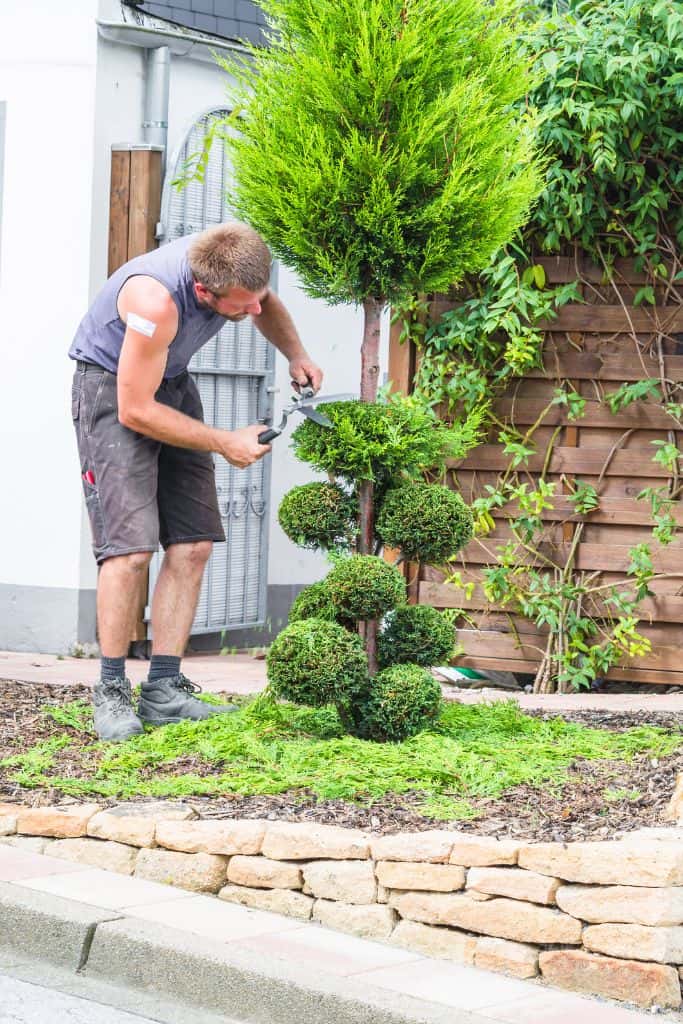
[{"x1": 70, "y1": 222, "x2": 323, "y2": 742}]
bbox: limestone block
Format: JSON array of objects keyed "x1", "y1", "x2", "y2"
[
  {"x1": 87, "y1": 810, "x2": 155, "y2": 848},
  {"x1": 664, "y1": 774, "x2": 683, "y2": 824},
  {"x1": 227, "y1": 855, "x2": 302, "y2": 890},
  {"x1": 389, "y1": 891, "x2": 582, "y2": 944},
  {"x1": 17, "y1": 803, "x2": 101, "y2": 839},
  {"x1": 262, "y1": 823, "x2": 370, "y2": 861},
  {"x1": 370, "y1": 830, "x2": 456, "y2": 864},
  {"x1": 390, "y1": 920, "x2": 476, "y2": 964},
  {"x1": 449, "y1": 835, "x2": 520, "y2": 867},
  {"x1": 519, "y1": 840, "x2": 683, "y2": 886},
  {"x1": 313, "y1": 899, "x2": 396, "y2": 940},
  {"x1": 155, "y1": 819, "x2": 266, "y2": 856},
  {"x1": 557, "y1": 884, "x2": 683, "y2": 927},
  {"x1": 584, "y1": 923, "x2": 683, "y2": 964},
  {"x1": 135, "y1": 848, "x2": 227, "y2": 893},
  {"x1": 539, "y1": 950, "x2": 681, "y2": 1009},
  {"x1": 376, "y1": 861, "x2": 466, "y2": 893},
  {"x1": 474, "y1": 937, "x2": 539, "y2": 979},
  {"x1": 377, "y1": 882, "x2": 389, "y2": 904},
  {"x1": 0, "y1": 815, "x2": 17, "y2": 836},
  {"x1": 0, "y1": 835, "x2": 54, "y2": 853},
  {"x1": 467, "y1": 866, "x2": 560, "y2": 905},
  {"x1": 219, "y1": 884, "x2": 313, "y2": 921},
  {"x1": 49, "y1": 838, "x2": 137, "y2": 875},
  {"x1": 302, "y1": 860, "x2": 376, "y2": 904}
]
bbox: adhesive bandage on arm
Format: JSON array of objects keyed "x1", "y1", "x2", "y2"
[{"x1": 127, "y1": 312, "x2": 158, "y2": 338}]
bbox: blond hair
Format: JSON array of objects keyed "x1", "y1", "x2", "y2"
[{"x1": 188, "y1": 222, "x2": 271, "y2": 293}]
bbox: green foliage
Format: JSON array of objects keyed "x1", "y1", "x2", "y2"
[
  {"x1": 220, "y1": 0, "x2": 543, "y2": 306},
  {"x1": 376, "y1": 483, "x2": 474, "y2": 564},
  {"x1": 287, "y1": 580, "x2": 339, "y2": 625},
  {"x1": 606, "y1": 379, "x2": 662, "y2": 415},
  {"x1": 278, "y1": 482, "x2": 357, "y2": 550},
  {"x1": 266, "y1": 619, "x2": 369, "y2": 717},
  {"x1": 326, "y1": 555, "x2": 406, "y2": 621},
  {"x1": 291, "y1": 394, "x2": 482, "y2": 485},
  {"x1": 567, "y1": 480, "x2": 600, "y2": 516},
  {"x1": 378, "y1": 605, "x2": 456, "y2": 670},
  {"x1": 360, "y1": 664, "x2": 443, "y2": 742}
]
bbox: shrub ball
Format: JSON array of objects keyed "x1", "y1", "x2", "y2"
[
  {"x1": 326, "y1": 555, "x2": 406, "y2": 621},
  {"x1": 378, "y1": 605, "x2": 455, "y2": 669},
  {"x1": 376, "y1": 483, "x2": 474, "y2": 564},
  {"x1": 278, "y1": 482, "x2": 356, "y2": 550},
  {"x1": 266, "y1": 618, "x2": 368, "y2": 711},
  {"x1": 361, "y1": 664, "x2": 443, "y2": 742},
  {"x1": 288, "y1": 580, "x2": 338, "y2": 624}
]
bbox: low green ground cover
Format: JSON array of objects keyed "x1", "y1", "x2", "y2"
[{"x1": 2, "y1": 695, "x2": 681, "y2": 822}]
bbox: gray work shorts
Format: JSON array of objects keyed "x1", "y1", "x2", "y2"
[{"x1": 72, "y1": 361, "x2": 225, "y2": 564}]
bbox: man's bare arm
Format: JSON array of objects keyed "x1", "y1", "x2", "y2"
[
  {"x1": 252, "y1": 290, "x2": 323, "y2": 391},
  {"x1": 116, "y1": 276, "x2": 270, "y2": 467}
]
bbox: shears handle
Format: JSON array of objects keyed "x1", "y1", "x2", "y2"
[{"x1": 258, "y1": 427, "x2": 281, "y2": 444}]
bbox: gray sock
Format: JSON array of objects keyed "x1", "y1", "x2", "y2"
[
  {"x1": 100, "y1": 656, "x2": 125, "y2": 682},
  {"x1": 147, "y1": 655, "x2": 181, "y2": 684}
]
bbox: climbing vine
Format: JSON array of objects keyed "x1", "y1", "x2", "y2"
[{"x1": 396, "y1": 0, "x2": 683, "y2": 691}]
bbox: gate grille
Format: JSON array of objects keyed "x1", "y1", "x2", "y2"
[{"x1": 149, "y1": 108, "x2": 275, "y2": 635}]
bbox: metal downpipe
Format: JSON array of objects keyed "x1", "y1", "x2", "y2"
[{"x1": 143, "y1": 46, "x2": 170, "y2": 174}]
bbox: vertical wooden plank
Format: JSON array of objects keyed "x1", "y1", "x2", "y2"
[
  {"x1": 128, "y1": 149, "x2": 162, "y2": 259},
  {"x1": 108, "y1": 150, "x2": 131, "y2": 275},
  {"x1": 387, "y1": 315, "x2": 415, "y2": 396}
]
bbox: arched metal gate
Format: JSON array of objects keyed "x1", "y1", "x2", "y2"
[{"x1": 147, "y1": 108, "x2": 276, "y2": 636}]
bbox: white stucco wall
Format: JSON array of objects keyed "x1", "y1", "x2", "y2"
[{"x1": 0, "y1": 0, "x2": 99, "y2": 592}]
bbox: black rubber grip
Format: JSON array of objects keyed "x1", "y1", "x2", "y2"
[{"x1": 258, "y1": 428, "x2": 279, "y2": 444}]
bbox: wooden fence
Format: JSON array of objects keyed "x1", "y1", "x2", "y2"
[{"x1": 388, "y1": 256, "x2": 683, "y2": 686}]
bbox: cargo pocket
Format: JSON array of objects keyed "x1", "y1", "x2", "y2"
[
  {"x1": 83, "y1": 480, "x2": 108, "y2": 560},
  {"x1": 71, "y1": 380, "x2": 81, "y2": 422}
]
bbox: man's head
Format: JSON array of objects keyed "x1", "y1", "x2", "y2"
[{"x1": 188, "y1": 222, "x2": 272, "y2": 319}]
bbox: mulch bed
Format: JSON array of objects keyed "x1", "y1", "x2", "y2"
[{"x1": 1, "y1": 679, "x2": 681, "y2": 841}]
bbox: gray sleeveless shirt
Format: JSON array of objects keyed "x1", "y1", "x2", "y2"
[{"x1": 69, "y1": 235, "x2": 227, "y2": 379}]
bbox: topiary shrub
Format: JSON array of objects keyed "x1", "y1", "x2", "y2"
[
  {"x1": 278, "y1": 482, "x2": 357, "y2": 551},
  {"x1": 326, "y1": 555, "x2": 406, "y2": 621},
  {"x1": 266, "y1": 619, "x2": 368, "y2": 720},
  {"x1": 378, "y1": 605, "x2": 455, "y2": 670},
  {"x1": 376, "y1": 483, "x2": 474, "y2": 564},
  {"x1": 360, "y1": 664, "x2": 443, "y2": 742},
  {"x1": 287, "y1": 581, "x2": 338, "y2": 624}
]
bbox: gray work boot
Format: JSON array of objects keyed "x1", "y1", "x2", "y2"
[
  {"x1": 137, "y1": 674, "x2": 238, "y2": 725},
  {"x1": 93, "y1": 677, "x2": 145, "y2": 742}
]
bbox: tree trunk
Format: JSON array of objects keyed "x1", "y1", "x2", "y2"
[{"x1": 359, "y1": 297, "x2": 383, "y2": 676}]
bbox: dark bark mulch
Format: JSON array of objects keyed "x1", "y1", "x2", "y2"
[{"x1": 1, "y1": 679, "x2": 681, "y2": 840}]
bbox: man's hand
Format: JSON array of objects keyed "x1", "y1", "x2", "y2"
[
  {"x1": 214, "y1": 424, "x2": 272, "y2": 469},
  {"x1": 289, "y1": 356, "x2": 323, "y2": 394}
]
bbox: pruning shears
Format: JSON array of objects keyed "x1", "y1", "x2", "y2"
[{"x1": 258, "y1": 387, "x2": 356, "y2": 444}]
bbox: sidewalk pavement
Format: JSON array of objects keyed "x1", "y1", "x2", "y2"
[
  {"x1": 0, "y1": 844, "x2": 675, "y2": 1024},
  {"x1": 3, "y1": 649, "x2": 683, "y2": 711}
]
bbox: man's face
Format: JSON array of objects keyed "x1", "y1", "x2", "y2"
[{"x1": 194, "y1": 282, "x2": 268, "y2": 320}]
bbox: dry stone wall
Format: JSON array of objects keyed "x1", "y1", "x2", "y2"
[{"x1": 2, "y1": 801, "x2": 683, "y2": 1010}]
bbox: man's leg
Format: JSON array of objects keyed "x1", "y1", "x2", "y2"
[
  {"x1": 138, "y1": 541, "x2": 238, "y2": 724},
  {"x1": 98, "y1": 552, "x2": 154, "y2": 656}
]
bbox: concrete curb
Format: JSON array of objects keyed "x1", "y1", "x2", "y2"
[{"x1": 0, "y1": 884, "x2": 479, "y2": 1024}]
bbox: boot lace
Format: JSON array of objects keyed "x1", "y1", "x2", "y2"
[
  {"x1": 174, "y1": 673, "x2": 203, "y2": 697},
  {"x1": 98, "y1": 679, "x2": 133, "y2": 717}
]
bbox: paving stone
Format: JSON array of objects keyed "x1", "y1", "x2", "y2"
[
  {"x1": 17, "y1": 804, "x2": 101, "y2": 839},
  {"x1": 87, "y1": 810, "x2": 156, "y2": 848},
  {"x1": 474, "y1": 936, "x2": 539, "y2": 979},
  {"x1": 370, "y1": 830, "x2": 455, "y2": 864},
  {"x1": 467, "y1": 866, "x2": 560, "y2": 905},
  {"x1": 389, "y1": 891, "x2": 582, "y2": 944},
  {"x1": 376, "y1": 862, "x2": 465, "y2": 893},
  {"x1": 302, "y1": 860, "x2": 376, "y2": 904},
  {"x1": 583, "y1": 923, "x2": 683, "y2": 964},
  {"x1": 135, "y1": 848, "x2": 228, "y2": 893},
  {"x1": 664, "y1": 773, "x2": 683, "y2": 824},
  {"x1": 390, "y1": 920, "x2": 476, "y2": 964},
  {"x1": 449, "y1": 835, "x2": 520, "y2": 867},
  {"x1": 557, "y1": 883, "x2": 683, "y2": 926},
  {"x1": 0, "y1": 835, "x2": 54, "y2": 853},
  {"x1": 0, "y1": 814, "x2": 16, "y2": 836},
  {"x1": 156, "y1": 819, "x2": 266, "y2": 856},
  {"x1": 49, "y1": 838, "x2": 138, "y2": 875},
  {"x1": 218, "y1": 884, "x2": 313, "y2": 921},
  {"x1": 313, "y1": 899, "x2": 396, "y2": 940},
  {"x1": 519, "y1": 839, "x2": 683, "y2": 886},
  {"x1": 539, "y1": 949, "x2": 682, "y2": 1009},
  {"x1": 227, "y1": 855, "x2": 302, "y2": 890},
  {"x1": 262, "y1": 822, "x2": 370, "y2": 861}
]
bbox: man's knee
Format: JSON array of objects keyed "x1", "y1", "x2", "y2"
[
  {"x1": 166, "y1": 540, "x2": 213, "y2": 570},
  {"x1": 102, "y1": 550, "x2": 154, "y2": 575}
]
